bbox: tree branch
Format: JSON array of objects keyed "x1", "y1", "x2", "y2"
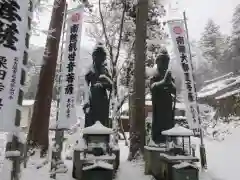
[
  {"x1": 98, "y1": 0, "x2": 114, "y2": 62},
  {"x1": 117, "y1": 40, "x2": 135, "y2": 77},
  {"x1": 114, "y1": 0, "x2": 127, "y2": 65}
]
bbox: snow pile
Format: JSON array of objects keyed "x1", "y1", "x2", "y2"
[
  {"x1": 5, "y1": 151, "x2": 21, "y2": 158},
  {"x1": 22, "y1": 100, "x2": 35, "y2": 106}
]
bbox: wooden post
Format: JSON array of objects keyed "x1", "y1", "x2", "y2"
[
  {"x1": 50, "y1": 2, "x2": 68, "y2": 179},
  {"x1": 129, "y1": 0, "x2": 148, "y2": 158}
]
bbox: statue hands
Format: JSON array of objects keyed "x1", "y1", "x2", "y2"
[
  {"x1": 150, "y1": 80, "x2": 165, "y2": 90},
  {"x1": 83, "y1": 103, "x2": 90, "y2": 114},
  {"x1": 94, "y1": 82, "x2": 103, "y2": 88}
]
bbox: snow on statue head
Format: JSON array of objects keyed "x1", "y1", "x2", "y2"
[
  {"x1": 92, "y1": 42, "x2": 106, "y2": 67},
  {"x1": 155, "y1": 47, "x2": 170, "y2": 73}
]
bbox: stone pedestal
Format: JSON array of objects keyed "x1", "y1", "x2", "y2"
[
  {"x1": 112, "y1": 148, "x2": 120, "y2": 170},
  {"x1": 82, "y1": 167, "x2": 113, "y2": 180},
  {"x1": 144, "y1": 146, "x2": 167, "y2": 176},
  {"x1": 159, "y1": 153, "x2": 199, "y2": 180},
  {"x1": 72, "y1": 150, "x2": 83, "y2": 180}
]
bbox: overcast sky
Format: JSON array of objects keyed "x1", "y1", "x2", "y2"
[
  {"x1": 30, "y1": 0, "x2": 240, "y2": 47},
  {"x1": 176, "y1": 0, "x2": 239, "y2": 40}
]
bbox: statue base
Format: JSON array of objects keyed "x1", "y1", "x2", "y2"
[{"x1": 144, "y1": 145, "x2": 167, "y2": 177}]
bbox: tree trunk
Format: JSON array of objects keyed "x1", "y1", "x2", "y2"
[
  {"x1": 27, "y1": 0, "x2": 66, "y2": 155},
  {"x1": 128, "y1": 0, "x2": 148, "y2": 160}
]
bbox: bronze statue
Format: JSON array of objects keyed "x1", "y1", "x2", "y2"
[
  {"x1": 150, "y1": 49, "x2": 176, "y2": 144},
  {"x1": 83, "y1": 43, "x2": 112, "y2": 128}
]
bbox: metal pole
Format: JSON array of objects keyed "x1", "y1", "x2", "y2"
[
  {"x1": 50, "y1": 3, "x2": 68, "y2": 179},
  {"x1": 183, "y1": 11, "x2": 207, "y2": 169}
]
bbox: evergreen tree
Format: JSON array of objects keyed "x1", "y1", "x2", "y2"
[
  {"x1": 199, "y1": 19, "x2": 224, "y2": 76},
  {"x1": 120, "y1": 0, "x2": 167, "y2": 88},
  {"x1": 230, "y1": 4, "x2": 240, "y2": 73},
  {"x1": 123, "y1": 0, "x2": 167, "y2": 67}
]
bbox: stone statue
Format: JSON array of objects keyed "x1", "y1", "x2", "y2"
[
  {"x1": 83, "y1": 43, "x2": 112, "y2": 128},
  {"x1": 150, "y1": 49, "x2": 176, "y2": 144}
]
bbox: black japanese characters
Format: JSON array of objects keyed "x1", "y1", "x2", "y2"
[
  {"x1": 65, "y1": 23, "x2": 79, "y2": 117},
  {"x1": 150, "y1": 49, "x2": 176, "y2": 144},
  {"x1": 83, "y1": 43, "x2": 112, "y2": 128},
  {"x1": 175, "y1": 33, "x2": 197, "y2": 124},
  {"x1": 0, "y1": 0, "x2": 21, "y2": 51}
]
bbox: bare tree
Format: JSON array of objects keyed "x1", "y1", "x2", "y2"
[{"x1": 85, "y1": 0, "x2": 133, "y2": 144}]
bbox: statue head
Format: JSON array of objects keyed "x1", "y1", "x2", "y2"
[
  {"x1": 92, "y1": 43, "x2": 106, "y2": 68},
  {"x1": 155, "y1": 49, "x2": 170, "y2": 74}
]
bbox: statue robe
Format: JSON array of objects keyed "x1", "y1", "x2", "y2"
[
  {"x1": 150, "y1": 71, "x2": 176, "y2": 144},
  {"x1": 84, "y1": 66, "x2": 112, "y2": 128}
]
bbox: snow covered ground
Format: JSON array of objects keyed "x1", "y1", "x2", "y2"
[
  {"x1": 191, "y1": 126, "x2": 240, "y2": 180},
  {"x1": 1, "y1": 118, "x2": 240, "y2": 180},
  {"x1": 203, "y1": 128, "x2": 240, "y2": 180},
  {"x1": 1, "y1": 128, "x2": 240, "y2": 180},
  {"x1": 0, "y1": 132, "x2": 152, "y2": 180}
]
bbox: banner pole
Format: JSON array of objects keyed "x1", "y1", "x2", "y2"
[{"x1": 183, "y1": 11, "x2": 207, "y2": 169}]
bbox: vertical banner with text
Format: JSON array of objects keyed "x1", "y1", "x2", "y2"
[
  {"x1": 58, "y1": 7, "x2": 84, "y2": 129},
  {"x1": 168, "y1": 20, "x2": 200, "y2": 131},
  {"x1": 0, "y1": 0, "x2": 28, "y2": 132}
]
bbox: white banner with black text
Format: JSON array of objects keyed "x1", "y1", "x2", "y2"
[
  {"x1": 0, "y1": 0, "x2": 28, "y2": 132},
  {"x1": 58, "y1": 7, "x2": 84, "y2": 129},
  {"x1": 167, "y1": 20, "x2": 200, "y2": 131}
]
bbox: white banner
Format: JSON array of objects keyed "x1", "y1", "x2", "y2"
[
  {"x1": 0, "y1": 0, "x2": 28, "y2": 132},
  {"x1": 167, "y1": 20, "x2": 200, "y2": 130},
  {"x1": 57, "y1": 7, "x2": 84, "y2": 129}
]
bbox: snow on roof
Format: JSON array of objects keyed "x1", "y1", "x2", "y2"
[
  {"x1": 175, "y1": 102, "x2": 186, "y2": 110},
  {"x1": 204, "y1": 72, "x2": 233, "y2": 84},
  {"x1": 161, "y1": 125, "x2": 194, "y2": 136},
  {"x1": 198, "y1": 75, "x2": 240, "y2": 98},
  {"x1": 215, "y1": 89, "x2": 240, "y2": 100},
  {"x1": 144, "y1": 146, "x2": 166, "y2": 151},
  {"x1": 82, "y1": 121, "x2": 113, "y2": 135},
  {"x1": 174, "y1": 116, "x2": 187, "y2": 120},
  {"x1": 82, "y1": 161, "x2": 113, "y2": 171},
  {"x1": 160, "y1": 153, "x2": 198, "y2": 160},
  {"x1": 172, "y1": 162, "x2": 198, "y2": 169},
  {"x1": 22, "y1": 100, "x2": 35, "y2": 106},
  {"x1": 120, "y1": 115, "x2": 129, "y2": 119},
  {"x1": 145, "y1": 93, "x2": 151, "y2": 100},
  {"x1": 121, "y1": 103, "x2": 129, "y2": 112},
  {"x1": 145, "y1": 100, "x2": 152, "y2": 106}
]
